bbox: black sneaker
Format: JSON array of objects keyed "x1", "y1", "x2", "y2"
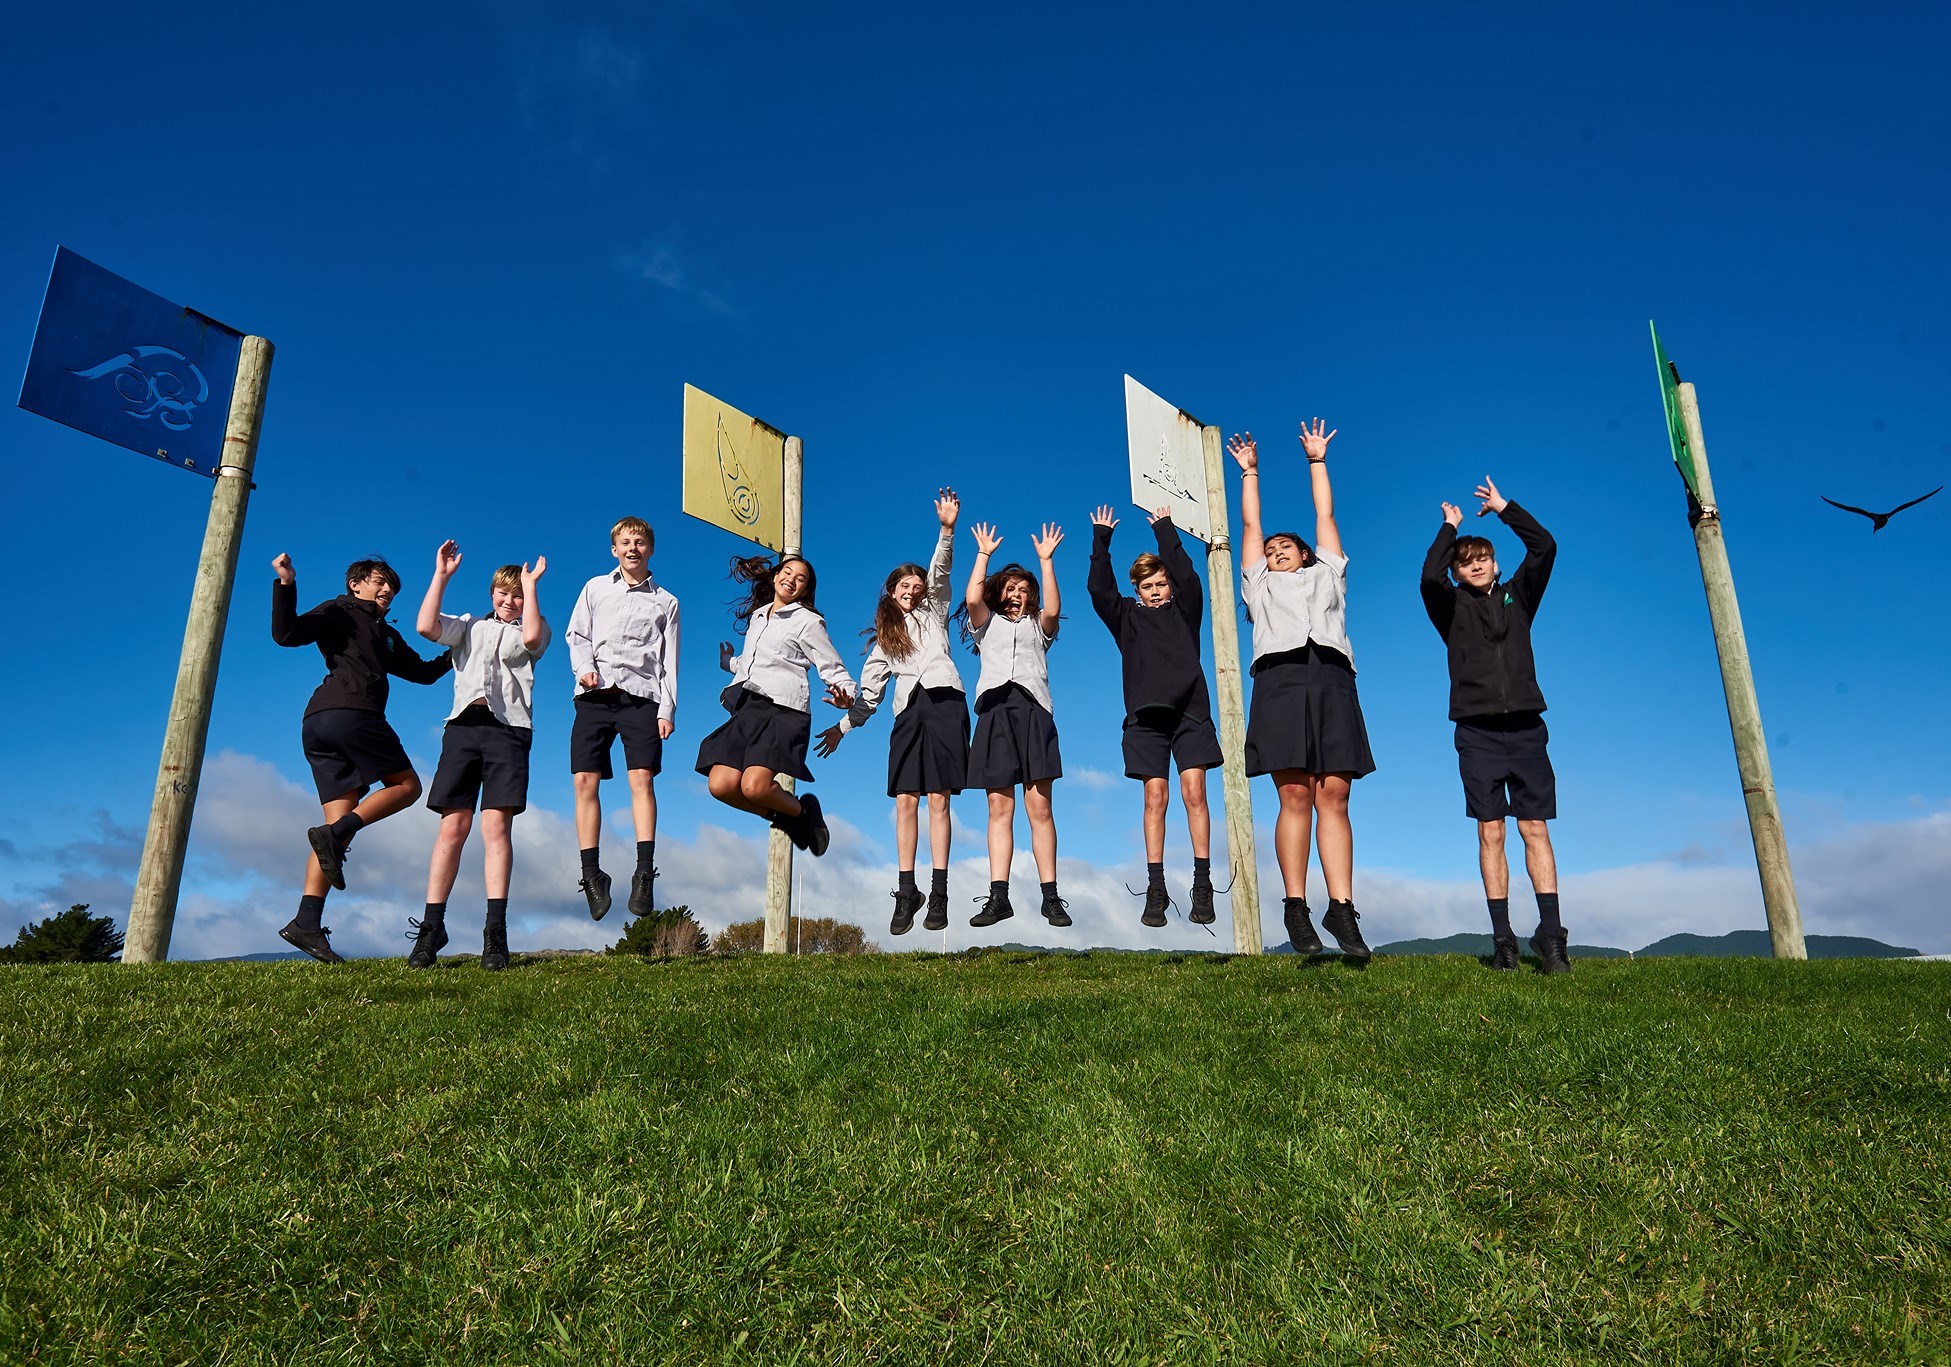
[
  {"x1": 481, "y1": 921, "x2": 509, "y2": 972},
  {"x1": 799, "y1": 793, "x2": 831, "y2": 857},
  {"x1": 1530, "y1": 927, "x2": 1572, "y2": 975},
  {"x1": 1491, "y1": 936, "x2": 1520, "y2": 971},
  {"x1": 1188, "y1": 880, "x2": 1217, "y2": 925},
  {"x1": 889, "y1": 886, "x2": 924, "y2": 936},
  {"x1": 580, "y1": 868, "x2": 613, "y2": 922},
  {"x1": 307, "y1": 824, "x2": 348, "y2": 891},
  {"x1": 1322, "y1": 901, "x2": 1371, "y2": 960},
  {"x1": 1041, "y1": 894, "x2": 1071, "y2": 927},
  {"x1": 922, "y1": 888, "x2": 949, "y2": 932},
  {"x1": 1283, "y1": 900, "x2": 1324, "y2": 955},
  {"x1": 970, "y1": 890, "x2": 1014, "y2": 928},
  {"x1": 404, "y1": 916, "x2": 448, "y2": 969},
  {"x1": 628, "y1": 867, "x2": 657, "y2": 918},
  {"x1": 1140, "y1": 882, "x2": 1171, "y2": 929},
  {"x1": 279, "y1": 919, "x2": 344, "y2": 964}
]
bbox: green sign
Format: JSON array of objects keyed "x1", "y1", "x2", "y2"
[{"x1": 1650, "y1": 321, "x2": 1702, "y2": 503}]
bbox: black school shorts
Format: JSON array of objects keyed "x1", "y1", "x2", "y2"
[
  {"x1": 1455, "y1": 713, "x2": 1556, "y2": 821},
  {"x1": 428, "y1": 705, "x2": 534, "y2": 813},
  {"x1": 570, "y1": 689, "x2": 663, "y2": 779},
  {"x1": 301, "y1": 707, "x2": 413, "y2": 802},
  {"x1": 1121, "y1": 708, "x2": 1224, "y2": 780}
]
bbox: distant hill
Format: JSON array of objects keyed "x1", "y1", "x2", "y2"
[
  {"x1": 1636, "y1": 931, "x2": 1920, "y2": 959},
  {"x1": 1374, "y1": 932, "x2": 1629, "y2": 959}
]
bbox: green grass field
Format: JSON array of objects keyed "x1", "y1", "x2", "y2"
[{"x1": 3, "y1": 952, "x2": 1947, "y2": 1364}]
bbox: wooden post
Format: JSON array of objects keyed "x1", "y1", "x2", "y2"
[
  {"x1": 1200, "y1": 425, "x2": 1262, "y2": 953},
  {"x1": 763, "y1": 435, "x2": 805, "y2": 954},
  {"x1": 1676, "y1": 383, "x2": 1806, "y2": 959},
  {"x1": 124, "y1": 336, "x2": 274, "y2": 963}
]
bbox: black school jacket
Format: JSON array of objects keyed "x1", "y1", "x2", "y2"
[
  {"x1": 1419, "y1": 502, "x2": 1556, "y2": 721},
  {"x1": 271, "y1": 582, "x2": 452, "y2": 718},
  {"x1": 1088, "y1": 517, "x2": 1213, "y2": 721}
]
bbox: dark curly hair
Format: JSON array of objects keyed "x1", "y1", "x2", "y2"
[{"x1": 729, "y1": 553, "x2": 821, "y2": 632}]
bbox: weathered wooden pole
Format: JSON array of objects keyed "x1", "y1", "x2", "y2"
[
  {"x1": 124, "y1": 335, "x2": 274, "y2": 962},
  {"x1": 763, "y1": 434, "x2": 805, "y2": 954},
  {"x1": 1199, "y1": 424, "x2": 1263, "y2": 953},
  {"x1": 1676, "y1": 382, "x2": 1806, "y2": 959}
]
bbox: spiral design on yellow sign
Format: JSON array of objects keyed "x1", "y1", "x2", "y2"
[{"x1": 717, "y1": 415, "x2": 762, "y2": 527}]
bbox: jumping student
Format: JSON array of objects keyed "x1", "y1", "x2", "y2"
[
  {"x1": 565, "y1": 517, "x2": 679, "y2": 924},
  {"x1": 1088, "y1": 504, "x2": 1222, "y2": 928},
  {"x1": 270, "y1": 552, "x2": 453, "y2": 963},
  {"x1": 408, "y1": 542, "x2": 550, "y2": 971},
  {"x1": 816, "y1": 490, "x2": 968, "y2": 936},
  {"x1": 1227, "y1": 419, "x2": 1376, "y2": 960},
  {"x1": 696, "y1": 553, "x2": 855, "y2": 857},
  {"x1": 1419, "y1": 477, "x2": 1568, "y2": 973},
  {"x1": 962, "y1": 520, "x2": 1068, "y2": 929}
]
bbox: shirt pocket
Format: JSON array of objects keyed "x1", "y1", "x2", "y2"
[{"x1": 618, "y1": 601, "x2": 663, "y2": 649}]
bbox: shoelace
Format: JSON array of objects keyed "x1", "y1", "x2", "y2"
[
  {"x1": 404, "y1": 916, "x2": 444, "y2": 942},
  {"x1": 1124, "y1": 881, "x2": 1179, "y2": 919}
]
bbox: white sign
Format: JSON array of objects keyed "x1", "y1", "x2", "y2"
[{"x1": 1123, "y1": 374, "x2": 1212, "y2": 543}]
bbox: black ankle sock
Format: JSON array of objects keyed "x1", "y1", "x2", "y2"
[
  {"x1": 1487, "y1": 898, "x2": 1512, "y2": 939},
  {"x1": 930, "y1": 868, "x2": 948, "y2": 894},
  {"x1": 1192, "y1": 856, "x2": 1212, "y2": 887},
  {"x1": 423, "y1": 901, "x2": 447, "y2": 926},
  {"x1": 1146, "y1": 861, "x2": 1165, "y2": 887},
  {"x1": 1040, "y1": 880, "x2": 1059, "y2": 903},
  {"x1": 898, "y1": 869, "x2": 918, "y2": 891},
  {"x1": 1535, "y1": 892, "x2": 1562, "y2": 936},
  {"x1": 485, "y1": 897, "x2": 508, "y2": 930},
  {"x1": 329, "y1": 812, "x2": 365, "y2": 845},
  {"x1": 580, "y1": 847, "x2": 600, "y2": 875},
  {"x1": 636, "y1": 840, "x2": 655, "y2": 874},
  {"x1": 296, "y1": 894, "x2": 325, "y2": 932},
  {"x1": 989, "y1": 879, "x2": 1011, "y2": 903}
]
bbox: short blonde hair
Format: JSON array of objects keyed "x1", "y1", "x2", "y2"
[
  {"x1": 490, "y1": 564, "x2": 523, "y2": 594},
  {"x1": 611, "y1": 516, "x2": 654, "y2": 551},
  {"x1": 1128, "y1": 552, "x2": 1166, "y2": 588}
]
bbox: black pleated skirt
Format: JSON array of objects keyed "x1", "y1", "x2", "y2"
[
  {"x1": 886, "y1": 685, "x2": 969, "y2": 796},
  {"x1": 1244, "y1": 645, "x2": 1376, "y2": 779},
  {"x1": 966, "y1": 683, "x2": 1063, "y2": 790},
  {"x1": 695, "y1": 687, "x2": 815, "y2": 782}
]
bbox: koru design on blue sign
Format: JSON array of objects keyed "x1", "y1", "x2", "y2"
[{"x1": 17, "y1": 248, "x2": 245, "y2": 477}]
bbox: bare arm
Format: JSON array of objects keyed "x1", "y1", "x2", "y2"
[
  {"x1": 417, "y1": 540, "x2": 460, "y2": 642},
  {"x1": 964, "y1": 522, "x2": 1001, "y2": 633},
  {"x1": 1227, "y1": 434, "x2": 1264, "y2": 572},
  {"x1": 1033, "y1": 522, "x2": 1064, "y2": 638},
  {"x1": 519, "y1": 556, "x2": 547, "y2": 654},
  {"x1": 1300, "y1": 418, "x2": 1343, "y2": 560}
]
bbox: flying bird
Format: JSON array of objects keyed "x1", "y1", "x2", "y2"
[{"x1": 1819, "y1": 486, "x2": 1943, "y2": 532}]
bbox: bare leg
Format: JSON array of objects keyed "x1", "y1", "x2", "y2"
[
  {"x1": 986, "y1": 789, "x2": 1015, "y2": 882},
  {"x1": 1141, "y1": 777, "x2": 1169, "y2": 863},
  {"x1": 304, "y1": 793, "x2": 361, "y2": 898},
  {"x1": 481, "y1": 808, "x2": 515, "y2": 900},
  {"x1": 1477, "y1": 819, "x2": 1510, "y2": 899},
  {"x1": 1024, "y1": 780, "x2": 1058, "y2": 883},
  {"x1": 1314, "y1": 773, "x2": 1354, "y2": 903},
  {"x1": 356, "y1": 769, "x2": 422, "y2": 825},
  {"x1": 894, "y1": 793, "x2": 920, "y2": 872},
  {"x1": 706, "y1": 765, "x2": 800, "y2": 819},
  {"x1": 424, "y1": 809, "x2": 474, "y2": 903},
  {"x1": 573, "y1": 771, "x2": 603, "y2": 849},
  {"x1": 1517, "y1": 819, "x2": 1558, "y2": 895},
  {"x1": 1180, "y1": 767, "x2": 1211, "y2": 860},
  {"x1": 626, "y1": 768, "x2": 657, "y2": 842},
  {"x1": 1272, "y1": 770, "x2": 1315, "y2": 899},
  {"x1": 926, "y1": 792, "x2": 952, "y2": 869},
  {"x1": 738, "y1": 766, "x2": 801, "y2": 818}
]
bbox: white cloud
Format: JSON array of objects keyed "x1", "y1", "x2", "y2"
[{"x1": 612, "y1": 241, "x2": 743, "y2": 319}]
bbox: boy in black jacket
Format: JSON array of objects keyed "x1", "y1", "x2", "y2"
[
  {"x1": 1089, "y1": 505, "x2": 1223, "y2": 928},
  {"x1": 1419, "y1": 478, "x2": 1570, "y2": 973},
  {"x1": 271, "y1": 552, "x2": 452, "y2": 962}
]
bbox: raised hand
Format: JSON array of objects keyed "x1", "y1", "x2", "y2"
[
  {"x1": 271, "y1": 552, "x2": 295, "y2": 585},
  {"x1": 433, "y1": 539, "x2": 462, "y2": 578},
  {"x1": 823, "y1": 682, "x2": 855, "y2": 711},
  {"x1": 1299, "y1": 417, "x2": 1337, "y2": 463},
  {"x1": 1146, "y1": 506, "x2": 1171, "y2": 525},
  {"x1": 971, "y1": 522, "x2": 1003, "y2": 555},
  {"x1": 1474, "y1": 476, "x2": 1508, "y2": 517},
  {"x1": 521, "y1": 555, "x2": 547, "y2": 583},
  {"x1": 1227, "y1": 433, "x2": 1258, "y2": 472},
  {"x1": 718, "y1": 641, "x2": 735, "y2": 672},
  {"x1": 1090, "y1": 504, "x2": 1119, "y2": 529},
  {"x1": 936, "y1": 488, "x2": 960, "y2": 528},
  {"x1": 1032, "y1": 523, "x2": 1065, "y2": 559},
  {"x1": 1442, "y1": 502, "x2": 1464, "y2": 528},
  {"x1": 815, "y1": 724, "x2": 845, "y2": 758}
]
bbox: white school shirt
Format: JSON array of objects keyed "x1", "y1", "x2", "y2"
[
  {"x1": 971, "y1": 611, "x2": 1057, "y2": 714},
  {"x1": 727, "y1": 601, "x2": 856, "y2": 714},
  {"x1": 566, "y1": 569, "x2": 681, "y2": 722},
  {"x1": 436, "y1": 613, "x2": 551, "y2": 727},
  {"x1": 1241, "y1": 550, "x2": 1357, "y2": 669},
  {"x1": 837, "y1": 528, "x2": 964, "y2": 734}
]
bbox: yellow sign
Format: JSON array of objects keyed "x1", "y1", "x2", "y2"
[{"x1": 682, "y1": 383, "x2": 786, "y2": 552}]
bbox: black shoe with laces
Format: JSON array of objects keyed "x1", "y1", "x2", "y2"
[
  {"x1": 628, "y1": 867, "x2": 657, "y2": 918},
  {"x1": 1139, "y1": 882, "x2": 1172, "y2": 929},
  {"x1": 922, "y1": 888, "x2": 949, "y2": 932},
  {"x1": 970, "y1": 890, "x2": 1014, "y2": 928},
  {"x1": 798, "y1": 793, "x2": 831, "y2": 857},
  {"x1": 1283, "y1": 900, "x2": 1324, "y2": 955},
  {"x1": 889, "y1": 886, "x2": 924, "y2": 936},
  {"x1": 481, "y1": 922, "x2": 509, "y2": 972},
  {"x1": 1530, "y1": 927, "x2": 1572, "y2": 975},
  {"x1": 280, "y1": 919, "x2": 344, "y2": 964},
  {"x1": 307, "y1": 825, "x2": 348, "y2": 891},
  {"x1": 1322, "y1": 900, "x2": 1371, "y2": 960},
  {"x1": 1041, "y1": 894, "x2": 1071, "y2": 927},
  {"x1": 580, "y1": 868, "x2": 613, "y2": 922},
  {"x1": 1188, "y1": 880, "x2": 1217, "y2": 925},
  {"x1": 405, "y1": 916, "x2": 448, "y2": 969},
  {"x1": 1491, "y1": 936, "x2": 1520, "y2": 971}
]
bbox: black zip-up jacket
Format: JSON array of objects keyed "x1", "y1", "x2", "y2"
[
  {"x1": 1419, "y1": 501, "x2": 1555, "y2": 721},
  {"x1": 272, "y1": 581, "x2": 451, "y2": 718},
  {"x1": 1088, "y1": 517, "x2": 1213, "y2": 720}
]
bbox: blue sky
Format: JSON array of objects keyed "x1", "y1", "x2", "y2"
[{"x1": 4, "y1": 1, "x2": 1947, "y2": 958}]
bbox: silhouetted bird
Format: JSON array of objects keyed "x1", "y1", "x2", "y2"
[{"x1": 1820, "y1": 486, "x2": 1942, "y2": 532}]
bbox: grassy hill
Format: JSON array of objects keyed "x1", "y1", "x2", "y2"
[{"x1": 3, "y1": 953, "x2": 1946, "y2": 1364}]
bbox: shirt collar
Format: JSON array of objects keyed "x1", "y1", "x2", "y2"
[{"x1": 610, "y1": 568, "x2": 657, "y2": 591}]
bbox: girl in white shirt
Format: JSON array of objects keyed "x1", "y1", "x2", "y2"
[
  {"x1": 1228, "y1": 419, "x2": 1377, "y2": 961},
  {"x1": 817, "y1": 491, "x2": 968, "y2": 937},
  {"x1": 695, "y1": 554, "x2": 856, "y2": 857},
  {"x1": 960, "y1": 520, "x2": 1070, "y2": 931}
]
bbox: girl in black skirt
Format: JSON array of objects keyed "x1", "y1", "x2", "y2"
[
  {"x1": 817, "y1": 490, "x2": 969, "y2": 937},
  {"x1": 696, "y1": 554, "x2": 855, "y2": 856},
  {"x1": 1227, "y1": 419, "x2": 1376, "y2": 960},
  {"x1": 960, "y1": 519, "x2": 1070, "y2": 930}
]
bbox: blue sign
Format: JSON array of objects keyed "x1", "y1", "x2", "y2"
[{"x1": 18, "y1": 248, "x2": 245, "y2": 477}]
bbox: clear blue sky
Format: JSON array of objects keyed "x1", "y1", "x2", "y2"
[{"x1": 4, "y1": 2, "x2": 1947, "y2": 957}]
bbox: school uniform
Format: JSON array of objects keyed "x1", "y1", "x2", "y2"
[
  {"x1": 964, "y1": 609, "x2": 1063, "y2": 790},
  {"x1": 837, "y1": 528, "x2": 971, "y2": 796},
  {"x1": 695, "y1": 601, "x2": 856, "y2": 782},
  {"x1": 1241, "y1": 550, "x2": 1376, "y2": 779},
  {"x1": 566, "y1": 569, "x2": 679, "y2": 779},
  {"x1": 426, "y1": 611, "x2": 551, "y2": 814},
  {"x1": 271, "y1": 582, "x2": 453, "y2": 800},
  {"x1": 1089, "y1": 517, "x2": 1224, "y2": 780},
  {"x1": 1420, "y1": 502, "x2": 1558, "y2": 820}
]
